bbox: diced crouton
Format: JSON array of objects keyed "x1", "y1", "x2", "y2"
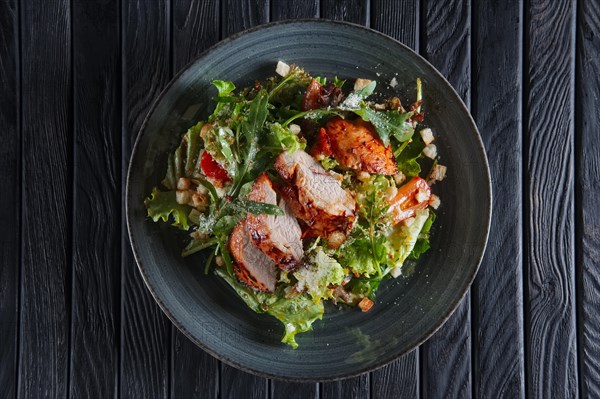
[
  {"x1": 390, "y1": 267, "x2": 402, "y2": 278},
  {"x1": 357, "y1": 171, "x2": 370, "y2": 182},
  {"x1": 422, "y1": 144, "x2": 437, "y2": 159},
  {"x1": 327, "y1": 231, "x2": 347, "y2": 249},
  {"x1": 176, "y1": 190, "x2": 191, "y2": 205},
  {"x1": 289, "y1": 123, "x2": 301, "y2": 134},
  {"x1": 420, "y1": 128, "x2": 435, "y2": 145},
  {"x1": 354, "y1": 78, "x2": 372, "y2": 91},
  {"x1": 389, "y1": 77, "x2": 398, "y2": 88},
  {"x1": 429, "y1": 164, "x2": 447, "y2": 182},
  {"x1": 275, "y1": 61, "x2": 290, "y2": 77},
  {"x1": 358, "y1": 297, "x2": 374, "y2": 312},
  {"x1": 215, "y1": 256, "x2": 224, "y2": 267},
  {"x1": 429, "y1": 194, "x2": 441, "y2": 209},
  {"x1": 394, "y1": 172, "x2": 406, "y2": 185},
  {"x1": 177, "y1": 177, "x2": 191, "y2": 190},
  {"x1": 192, "y1": 193, "x2": 209, "y2": 210}
]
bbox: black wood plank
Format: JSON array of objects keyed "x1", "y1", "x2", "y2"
[
  {"x1": 419, "y1": 0, "x2": 472, "y2": 397},
  {"x1": 221, "y1": 0, "x2": 269, "y2": 37},
  {"x1": 471, "y1": 0, "x2": 525, "y2": 398},
  {"x1": 370, "y1": 1, "x2": 420, "y2": 398},
  {"x1": 18, "y1": 0, "x2": 72, "y2": 397},
  {"x1": 0, "y1": 0, "x2": 19, "y2": 397},
  {"x1": 269, "y1": 2, "x2": 321, "y2": 398},
  {"x1": 321, "y1": 0, "x2": 369, "y2": 26},
  {"x1": 577, "y1": 2, "x2": 600, "y2": 397},
  {"x1": 219, "y1": 1, "x2": 270, "y2": 396},
  {"x1": 170, "y1": 1, "x2": 220, "y2": 397},
  {"x1": 121, "y1": 0, "x2": 172, "y2": 397},
  {"x1": 524, "y1": 0, "x2": 578, "y2": 397},
  {"x1": 271, "y1": 0, "x2": 319, "y2": 19},
  {"x1": 69, "y1": 1, "x2": 121, "y2": 397},
  {"x1": 319, "y1": 2, "x2": 370, "y2": 396}
]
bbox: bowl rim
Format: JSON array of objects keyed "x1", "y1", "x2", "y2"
[{"x1": 126, "y1": 18, "x2": 492, "y2": 382}]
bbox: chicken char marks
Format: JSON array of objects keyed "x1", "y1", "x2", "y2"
[
  {"x1": 228, "y1": 219, "x2": 278, "y2": 292},
  {"x1": 274, "y1": 150, "x2": 356, "y2": 238},
  {"x1": 323, "y1": 117, "x2": 398, "y2": 175},
  {"x1": 246, "y1": 173, "x2": 303, "y2": 271}
]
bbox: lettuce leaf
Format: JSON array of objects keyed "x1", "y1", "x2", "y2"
[
  {"x1": 215, "y1": 268, "x2": 324, "y2": 349},
  {"x1": 294, "y1": 247, "x2": 345, "y2": 302},
  {"x1": 409, "y1": 211, "x2": 436, "y2": 259},
  {"x1": 396, "y1": 135, "x2": 425, "y2": 177},
  {"x1": 388, "y1": 209, "x2": 430, "y2": 271},
  {"x1": 145, "y1": 188, "x2": 191, "y2": 230},
  {"x1": 266, "y1": 294, "x2": 324, "y2": 349},
  {"x1": 268, "y1": 122, "x2": 306, "y2": 153}
]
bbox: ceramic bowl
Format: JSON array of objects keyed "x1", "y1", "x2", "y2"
[{"x1": 126, "y1": 19, "x2": 491, "y2": 381}]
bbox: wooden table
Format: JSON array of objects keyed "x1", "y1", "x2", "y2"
[{"x1": 1, "y1": 0, "x2": 598, "y2": 397}]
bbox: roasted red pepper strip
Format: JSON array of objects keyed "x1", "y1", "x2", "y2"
[
  {"x1": 200, "y1": 151, "x2": 231, "y2": 182},
  {"x1": 388, "y1": 177, "x2": 431, "y2": 224}
]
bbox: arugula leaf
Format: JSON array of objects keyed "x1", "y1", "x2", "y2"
[
  {"x1": 185, "y1": 122, "x2": 204, "y2": 176},
  {"x1": 282, "y1": 108, "x2": 343, "y2": 127},
  {"x1": 352, "y1": 108, "x2": 414, "y2": 146},
  {"x1": 181, "y1": 236, "x2": 218, "y2": 257},
  {"x1": 212, "y1": 214, "x2": 244, "y2": 237},
  {"x1": 213, "y1": 80, "x2": 236, "y2": 97},
  {"x1": 333, "y1": 76, "x2": 346, "y2": 88},
  {"x1": 145, "y1": 188, "x2": 191, "y2": 230},
  {"x1": 353, "y1": 80, "x2": 376, "y2": 98},
  {"x1": 267, "y1": 294, "x2": 324, "y2": 349},
  {"x1": 231, "y1": 200, "x2": 284, "y2": 216},
  {"x1": 396, "y1": 135, "x2": 425, "y2": 177}
]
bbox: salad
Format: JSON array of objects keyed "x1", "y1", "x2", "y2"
[{"x1": 145, "y1": 62, "x2": 446, "y2": 348}]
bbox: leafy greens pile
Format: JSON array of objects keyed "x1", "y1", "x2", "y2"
[{"x1": 145, "y1": 64, "x2": 441, "y2": 348}]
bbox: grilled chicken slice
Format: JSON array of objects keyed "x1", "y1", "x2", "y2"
[
  {"x1": 324, "y1": 117, "x2": 398, "y2": 175},
  {"x1": 246, "y1": 173, "x2": 303, "y2": 271},
  {"x1": 228, "y1": 220, "x2": 278, "y2": 292},
  {"x1": 274, "y1": 150, "x2": 356, "y2": 237}
]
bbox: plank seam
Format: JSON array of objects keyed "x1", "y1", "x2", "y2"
[
  {"x1": 521, "y1": 0, "x2": 531, "y2": 396},
  {"x1": 15, "y1": 0, "x2": 23, "y2": 396},
  {"x1": 573, "y1": 0, "x2": 584, "y2": 398},
  {"x1": 67, "y1": 0, "x2": 76, "y2": 394}
]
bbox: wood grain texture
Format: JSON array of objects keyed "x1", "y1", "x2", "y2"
[
  {"x1": 370, "y1": 1, "x2": 420, "y2": 397},
  {"x1": 221, "y1": 0, "x2": 269, "y2": 37},
  {"x1": 170, "y1": 1, "x2": 220, "y2": 397},
  {"x1": 419, "y1": 0, "x2": 472, "y2": 397},
  {"x1": 471, "y1": 0, "x2": 525, "y2": 398},
  {"x1": 0, "y1": 0, "x2": 19, "y2": 397},
  {"x1": 219, "y1": 1, "x2": 270, "y2": 396},
  {"x1": 322, "y1": 375, "x2": 370, "y2": 399},
  {"x1": 371, "y1": 0, "x2": 419, "y2": 49},
  {"x1": 319, "y1": 2, "x2": 372, "y2": 397},
  {"x1": 18, "y1": 0, "x2": 72, "y2": 397},
  {"x1": 69, "y1": 0, "x2": 121, "y2": 397},
  {"x1": 525, "y1": 0, "x2": 578, "y2": 397},
  {"x1": 576, "y1": 0, "x2": 600, "y2": 397},
  {"x1": 121, "y1": 0, "x2": 172, "y2": 397},
  {"x1": 271, "y1": 0, "x2": 319, "y2": 19},
  {"x1": 321, "y1": 0, "x2": 370, "y2": 25}
]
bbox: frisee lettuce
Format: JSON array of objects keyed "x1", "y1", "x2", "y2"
[{"x1": 145, "y1": 188, "x2": 191, "y2": 230}]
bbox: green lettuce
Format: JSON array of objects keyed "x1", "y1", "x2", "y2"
[
  {"x1": 144, "y1": 188, "x2": 191, "y2": 230},
  {"x1": 409, "y1": 211, "x2": 436, "y2": 259},
  {"x1": 267, "y1": 294, "x2": 324, "y2": 349},
  {"x1": 294, "y1": 247, "x2": 345, "y2": 302},
  {"x1": 268, "y1": 122, "x2": 306, "y2": 153},
  {"x1": 388, "y1": 209, "x2": 430, "y2": 271}
]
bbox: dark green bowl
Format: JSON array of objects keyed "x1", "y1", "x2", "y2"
[{"x1": 126, "y1": 19, "x2": 491, "y2": 381}]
